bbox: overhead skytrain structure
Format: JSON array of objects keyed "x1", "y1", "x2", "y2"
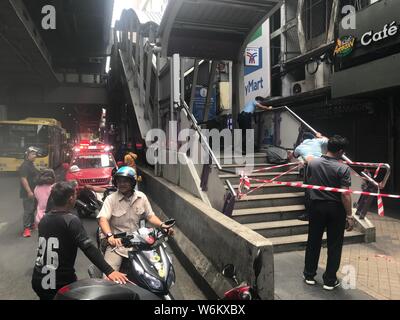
[{"x1": 107, "y1": 0, "x2": 379, "y2": 300}]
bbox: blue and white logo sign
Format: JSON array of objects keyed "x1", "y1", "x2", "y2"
[
  {"x1": 243, "y1": 22, "x2": 271, "y2": 105},
  {"x1": 245, "y1": 47, "x2": 260, "y2": 66}
]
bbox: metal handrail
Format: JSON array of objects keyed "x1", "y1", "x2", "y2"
[
  {"x1": 280, "y1": 105, "x2": 391, "y2": 189},
  {"x1": 225, "y1": 180, "x2": 237, "y2": 198},
  {"x1": 181, "y1": 100, "x2": 222, "y2": 170}
]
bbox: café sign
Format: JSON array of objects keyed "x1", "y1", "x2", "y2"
[{"x1": 360, "y1": 20, "x2": 399, "y2": 46}]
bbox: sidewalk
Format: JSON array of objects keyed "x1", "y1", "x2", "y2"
[
  {"x1": 274, "y1": 251, "x2": 374, "y2": 300},
  {"x1": 318, "y1": 209, "x2": 400, "y2": 300}
]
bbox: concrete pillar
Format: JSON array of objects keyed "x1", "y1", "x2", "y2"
[{"x1": 170, "y1": 53, "x2": 180, "y2": 121}]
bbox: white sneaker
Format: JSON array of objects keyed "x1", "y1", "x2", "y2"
[
  {"x1": 303, "y1": 275, "x2": 316, "y2": 285},
  {"x1": 323, "y1": 280, "x2": 341, "y2": 290}
]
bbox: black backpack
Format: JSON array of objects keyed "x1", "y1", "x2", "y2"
[{"x1": 265, "y1": 145, "x2": 289, "y2": 164}]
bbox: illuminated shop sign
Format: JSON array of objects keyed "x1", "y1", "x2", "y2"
[{"x1": 360, "y1": 21, "x2": 399, "y2": 46}]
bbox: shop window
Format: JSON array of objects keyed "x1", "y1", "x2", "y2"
[
  {"x1": 304, "y1": 0, "x2": 333, "y2": 40},
  {"x1": 340, "y1": 0, "x2": 380, "y2": 12}
]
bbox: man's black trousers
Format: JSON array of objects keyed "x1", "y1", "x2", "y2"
[
  {"x1": 237, "y1": 112, "x2": 252, "y2": 153},
  {"x1": 304, "y1": 200, "x2": 346, "y2": 285}
]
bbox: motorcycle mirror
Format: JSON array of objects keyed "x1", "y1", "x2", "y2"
[
  {"x1": 222, "y1": 264, "x2": 236, "y2": 279},
  {"x1": 253, "y1": 249, "x2": 262, "y2": 279},
  {"x1": 113, "y1": 232, "x2": 127, "y2": 239}
]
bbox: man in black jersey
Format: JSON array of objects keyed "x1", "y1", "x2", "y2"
[{"x1": 31, "y1": 182, "x2": 129, "y2": 300}]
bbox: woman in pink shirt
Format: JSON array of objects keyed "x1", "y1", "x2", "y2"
[{"x1": 34, "y1": 169, "x2": 56, "y2": 227}]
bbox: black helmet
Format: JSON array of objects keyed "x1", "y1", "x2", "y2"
[{"x1": 112, "y1": 166, "x2": 137, "y2": 188}]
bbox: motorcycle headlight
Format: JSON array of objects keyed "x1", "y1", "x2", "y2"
[
  {"x1": 166, "y1": 266, "x2": 175, "y2": 289},
  {"x1": 133, "y1": 260, "x2": 163, "y2": 291},
  {"x1": 144, "y1": 273, "x2": 163, "y2": 290}
]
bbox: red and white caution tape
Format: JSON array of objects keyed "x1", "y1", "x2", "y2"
[
  {"x1": 239, "y1": 177, "x2": 400, "y2": 217},
  {"x1": 246, "y1": 178, "x2": 400, "y2": 200},
  {"x1": 238, "y1": 164, "x2": 301, "y2": 198},
  {"x1": 344, "y1": 161, "x2": 385, "y2": 168},
  {"x1": 251, "y1": 162, "x2": 302, "y2": 174},
  {"x1": 269, "y1": 164, "x2": 301, "y2": 183},
  {"x1": 238, "y1": 175, "x2": 251, "y2": 196},
  {"x1": 374, "y1": 163, "x2": 383, "y2": 179},
  {"x1": 236, "y1": 159, "x2": 395, "y2": 216},
  {"x1": 377, "y1": 193, "x2": 384, "y2": 217}
]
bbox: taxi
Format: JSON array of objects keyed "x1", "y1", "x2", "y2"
[{"x1": 65, "y1": 141, "x2": 117, "y2": 190}]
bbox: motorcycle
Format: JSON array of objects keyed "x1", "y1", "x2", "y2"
[
  {"x1": 90, "y1": 218, "x2": 177, "y2": 300},
  {"x1": 221, "y1": 249, "x2": 262, "y2": 300},
  {"x1": 55, "y1": 219, "x2": 176, "y2": 301}
]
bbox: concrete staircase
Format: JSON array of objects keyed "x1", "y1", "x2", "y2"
[{"x1": 219, "y1": 153, "x2": 365, "y2": 253}]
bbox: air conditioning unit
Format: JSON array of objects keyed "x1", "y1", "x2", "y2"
[{"x1": 291, "y1": 80, "x2": 311, "y2": 95}]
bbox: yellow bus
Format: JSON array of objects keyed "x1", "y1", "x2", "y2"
[{"x1": 0, "y1": 118, "x2": 67, "y2": 172}]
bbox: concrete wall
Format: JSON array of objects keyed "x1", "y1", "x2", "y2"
[
  {"x1": 139, "y1": 165, "x2": 275, "y2": 299},
  {"x1": 0, "y1": 105, "x2": 7, "y2": 120}
]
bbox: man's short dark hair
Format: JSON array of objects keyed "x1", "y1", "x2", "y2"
[
  {"x1": 255, "y1": 96, "x2": 264, "y2": 102},
  {"x1": 50, "y1": 182, "x2": 76, "y2": 207},
  {"x1": 302, "y1": 132, "x2": 315, "y2": 140},
  {"x1": 328, "y1": 135, "x2": 349, "y2": 153}
]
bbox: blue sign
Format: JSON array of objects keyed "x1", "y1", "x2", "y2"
[
  {"x1": 244, "y1": 47, "x2": 263, "y2": 76},
  {"x1": 192, "y1": 86, "x2": 216, "y2": 122}
]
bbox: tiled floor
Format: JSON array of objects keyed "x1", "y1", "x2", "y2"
[{"x1": 319, "y1": 212, "x2": 400, "y2": 300}]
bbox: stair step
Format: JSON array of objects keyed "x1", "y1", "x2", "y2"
[
  {"x1": 217, "y1": 153, "x2": 267, "y2": 165},
  {"x1": 227, "y1": 181, "x2": 304, "y2": 195},
  {"x1": 219, "y1": 172, "x2": 300, "y2": 184},
  {"x1": 270, "y1": 231, "x2": 365, "y2": 253},
  {"x1": 221, "y1": 163, "x2": 270, "y2": 168},
  {"x1": 246, "y1": 219, "x2": 308, "y2": 230},
  {"x1": 245, "y1": 219, "x2": 309, "y2": 238},
  {"x1": 220, "y1": 163, "x2": 294, "y2": 173},
  {"x1": 232, "y1": 205, "x2": 306, "y2": 224},
  {"x1": 216, "y1": 153, "x2": 267, "y2": 158},
  {"x1": 235, "y1": 192, "x2": 305, "y2": 209},
  {"x1": 238, "y1": 192, "x2": 304, "y2": 201}
]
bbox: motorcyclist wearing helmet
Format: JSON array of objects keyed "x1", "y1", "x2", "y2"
[
  {"x1": 97, "y1": 166, "x2": 174, "y2": 272},
  {"x1": 19, "y1": 146, "x2": 41, "y2": 238}
]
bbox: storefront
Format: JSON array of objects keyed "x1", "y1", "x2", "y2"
[{"x1": 330, "y1": 0, "x2": 400, "y2": 194}]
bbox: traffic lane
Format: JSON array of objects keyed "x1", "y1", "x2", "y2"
[
  {"x1": 0, "y1": 174, "x2": 206, "y2": 300},
  {"x1": 0, "y1": 174, "x2": 37, "y2": 299}
]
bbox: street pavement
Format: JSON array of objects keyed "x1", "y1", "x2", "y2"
[
  {"x1": 275, "y1": 204, "x2": 400, "y2": 300},
  {"x1": 0, "y1": 174, "x2": 206, "y2": 300}
]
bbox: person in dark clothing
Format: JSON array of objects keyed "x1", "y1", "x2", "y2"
[
  {"x1": 237, "y1": 96, "x2": 272, "y2": 154},
  {"x1": 291, "y1": 131, "x2": 328, "y2": 221},
  {"x1": 303, "y1": 135, "x2": 355, "y2": 290},
  {"x1": 19, "y1": 146, "x2": 41, "y2": 238},
  {"x1": 31, "y1": 181, "x2": 128, "y2": 300}
]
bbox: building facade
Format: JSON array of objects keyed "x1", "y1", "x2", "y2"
[{"x1": 267, "y1": 0, "x2": 400, "y2": 196}]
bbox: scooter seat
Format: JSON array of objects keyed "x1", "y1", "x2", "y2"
[{"x1": 54, "y1": 278, "x2": 160, "y2": 300}]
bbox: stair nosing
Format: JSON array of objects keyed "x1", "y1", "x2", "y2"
[
  {"x1": 219, "y1": 172, "x2": 300, "y2": 178},
  {"x1": 232, "y1": 204, "x2": 305, "y2": 216},
  {"x1": 216, "y1": 153, "x2": 267, "y2": 159},
  {"x1": 270, "y1": 231, "x2": 363, "y2": 245},
  {"x1": 221, "y1": 163, "x2": 273, "y2": 168},
  {"x1": 227, "y1": 181, "x2": 304, "y2": 189},
  {"x1": 244, "y1": 219, "x2": 309, "y2": 230},
  {"x1": 237, "y1": 192, "x2": 305, "y2": 201}
]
